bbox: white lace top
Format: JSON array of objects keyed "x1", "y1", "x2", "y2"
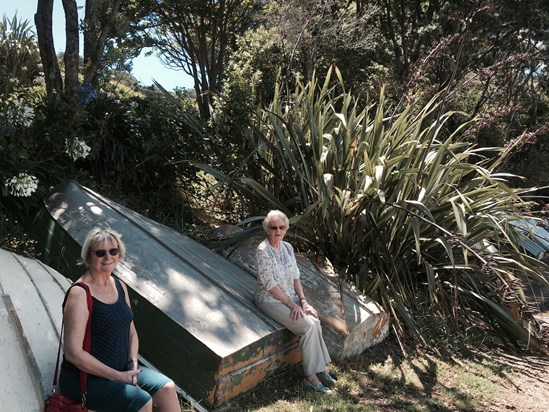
[{"x1": 254, "y1": 239, "x2": 300, "y2": 303}]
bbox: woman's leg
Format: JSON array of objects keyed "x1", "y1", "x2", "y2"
[
  {"x1": 137, "y1": 367, "x2": 180, "y2": 412},
  {"x1": 255, "y1": 301, "x2": 329, "y2": 379},
  {"x1": 299, "y1": 316, "x2": 331, "y2": 376},
  {"x1": 311, "y1": 316, "x2": 331, "y2": 366},
  {"x1": 138, "y1": 400, "x2": 153, "y2": 412},
  {"x1": 152, "y1": 381, "x2": 180, "y2": 411},
  {"x1": 74, "y1": 376, "x2": 152, "y2": 412}
]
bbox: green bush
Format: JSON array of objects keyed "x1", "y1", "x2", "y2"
[
  {"x1": 82, "y1": 85, "x2": 207, "y2": 191},
  {"x1": 200, "y1": 67, "x2": 549, "y2": 351},
  {"x1": 0, "y1": 14, "x2": 41, "y2": 96},
  {"x1": 0, "y1": 15, "x2": 91, "y2": 234}
]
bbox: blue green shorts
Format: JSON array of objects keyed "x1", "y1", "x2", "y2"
[{"x1": 59, "y1": 366, "x2": 172, "y2": 412}]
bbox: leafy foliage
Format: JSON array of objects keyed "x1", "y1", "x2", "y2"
[
  {"x1": 201, "y1": 67, "x2": 549, "y2": 351},
  {"x1": 81, "y1": 84, "x2": 208, "y2": 196},
  {"x1": 230, "y1": 1, "x2": 549, "y2": 189},
  {"x1": 259, "y1": 0, "x2": 385, "y2": 89},
  {"x1": 0, "y1": 86, "x2": 89, "y2": 224},
  {"x1": 0, "y1": 13, "x2": 81, "y2": 223},
  {"x1": 0, "y1": 14, "x2": 41, "y2": 96},
  {"x1": 211, "y1": 27, "x2": 280, "y2": 173},
  {"x1": 137, "y1": 0, "x2": 262, "y2": 118}
]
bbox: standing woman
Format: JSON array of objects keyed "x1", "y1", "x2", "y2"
[
  {"x1": 254, "y1": 210, "x2": 336, "y2": 393},
  {"x1": 59, "y1": 228, "x2": 180, "y2": 412}
]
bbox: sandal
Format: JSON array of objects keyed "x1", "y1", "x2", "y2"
[
  {"x1": 322, "y1": 372, "x2": 337, "y2": 386},
  {"x1": 303, "y1": 379, "x2": 333, "y2": 394}
]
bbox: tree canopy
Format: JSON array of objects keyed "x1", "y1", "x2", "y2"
[{"x1": 135, "y1": 0, "x2": 261, "y2": 118}]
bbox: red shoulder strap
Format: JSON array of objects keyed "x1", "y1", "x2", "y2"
[{"x1": 52, "y1": 281, "x2": 92, "y2": 403}]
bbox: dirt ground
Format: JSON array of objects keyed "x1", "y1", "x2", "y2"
[
  {"x1": 497, "y1": 269, "x2": 549, "y2": 412},
  {"x1": 481, "y1": 351, "x2": 549, "y2": 412},
  {"x1": 217, "y1": 333, "x2": 549, "y2": 412},
  {"x1": 213, "y1": 269, "x2": 549, "y2": 412},
  {"x1": 356, "y1": 338, "x2": 549, "y2": 412}
]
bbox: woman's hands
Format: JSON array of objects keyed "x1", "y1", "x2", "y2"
[
  {"x1": 120, "y1": 362, "x2": 142, "y2": 386},
  {"x1": 302, "y1": 300, "x2": 318, "y2": 318},
  {"x1": 269, "y1": 284, "x2": 318, "y2": 320},
  {"x1": 289, "y1": 301, "x2": 305, "y2": 320},
  {"x1": 288, "y1": 300, "x2": 318, "y2": 320}
]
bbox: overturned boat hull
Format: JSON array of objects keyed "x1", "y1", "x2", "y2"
[
  {"x1": 0, "y1": 248, "x2": 70, "y2": 411},
  {"x1": 218, "y1": 240, "x2": 389, "y2": 360},
  {"x1": 29, "y1": 180, "x2": 300, "y2": 409}
]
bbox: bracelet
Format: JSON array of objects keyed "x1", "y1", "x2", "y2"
[
  {"x1": 300, "y1": 298, "x2": 306, "y2": 302},
  {"x1": 127, "y1": 358, "x2": 137, "y2": 364}
]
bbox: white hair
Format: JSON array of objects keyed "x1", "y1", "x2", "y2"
[{"x1": 262, "y1": 210, "x2": 289, "y2": 233}]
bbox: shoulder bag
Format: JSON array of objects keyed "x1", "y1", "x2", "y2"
[{"x1": 44, "y1": 282, "x2": 92, "y2": 412}]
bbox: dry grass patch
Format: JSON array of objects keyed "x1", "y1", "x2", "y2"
[{"x1": 179, "y1": 335, "x2": 549, "y2": 412}]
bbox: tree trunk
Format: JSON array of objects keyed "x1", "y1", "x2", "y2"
[
  {"x1": 62, "y1": 0, "x2": 79, "y2": 94},
  {"x1": 83, "y1": 0, "x2": 122, "y2": 87},
  {"x1": 35, "y1": 0, "x2": 63, "y2": 97},
  {"x1": 146, "y1": 0, "x2": 259, "y2": 120}
]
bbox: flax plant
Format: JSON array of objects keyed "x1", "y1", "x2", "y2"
[
  {"x1": 0, "y1": 14, "x2": 40, "y2": 95},
  {"x1": 201, "y1": 67, "x2": 548, "y2": 351}
]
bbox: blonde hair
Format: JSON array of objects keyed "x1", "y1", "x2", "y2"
[
  {"x1": 81, "y1": 227, "x2": 126, "y2": 267},
  {"x1": 262, "y1": 210, "x2": 289, "y2": 233}
]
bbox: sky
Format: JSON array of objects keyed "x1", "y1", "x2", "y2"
[{"x1": 2, "y1": 0, "x2": 193, "y2": 90}]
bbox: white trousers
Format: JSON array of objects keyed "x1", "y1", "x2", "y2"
[{"x1": 255, "y1": 300, "x2": 331, "y2": 375}]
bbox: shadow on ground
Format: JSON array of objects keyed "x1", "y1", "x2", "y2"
[{"x1": 217, "y1": 334, "x2": 527, "y2": 412}]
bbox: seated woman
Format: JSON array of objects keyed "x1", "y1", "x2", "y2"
[
  {"x1": 59, "y1": 227, "x2": 180, "y2": 411},
  {"x1": 254, "y1": 210, "x2": 336, "y2": 394}
]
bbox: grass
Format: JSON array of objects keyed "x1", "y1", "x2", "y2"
[{"x1": 177, "y1": 334, "x2": 547, "y2": 412}]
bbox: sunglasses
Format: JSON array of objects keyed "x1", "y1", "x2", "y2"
[
  {"x1": 270, "y1": 226, "x2": 286, "y2": 231},
  {"x1": 93, "y1": 248, "x2": 120, "y2": 258}
]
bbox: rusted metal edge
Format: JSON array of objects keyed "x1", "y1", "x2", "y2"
[{"x1": 212, "y1": 341, "x2": 301, "y2": 408}]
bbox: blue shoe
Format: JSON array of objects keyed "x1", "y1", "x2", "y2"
[
  {"x1": 303, "y1": 379, "x2": 332, "y2": 394},
  {"x1": 322, "y1": 372, "x2": 337, "y2": 386}
]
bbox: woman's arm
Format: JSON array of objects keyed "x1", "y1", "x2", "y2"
[
  {"x1": 293, "y1": 279, "x2": 318, "y2": 318},
  {"x1": 63, "y1": 286, "x2": 141, "y2": 384},
  {"x1": 257, "y1": 244, "x2": 304, "y2": 320},
  {"x1": 269, "y1": 284, "x2": 304, "y2": 320},
  {"x1": 126, "y1": 323, "x2": 139, "y2": 385},
  {"x1": 122, "y1": 282, "x2": 140, "y2": 385}
]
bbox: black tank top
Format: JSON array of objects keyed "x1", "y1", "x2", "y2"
[{"x1": 60, "y1": 277, "x2": 133, "y2": 376}]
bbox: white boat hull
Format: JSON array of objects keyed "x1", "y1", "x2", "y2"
[{"x1": 0, "y1": 248, "x2": 70, "y2": 411}]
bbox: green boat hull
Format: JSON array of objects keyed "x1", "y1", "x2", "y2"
[{"x1": 28, "y1": 180, "x2": 299, "y2": 410}]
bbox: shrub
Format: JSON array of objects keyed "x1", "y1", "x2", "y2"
[
  {"x1": 199, "y1": 67, "x2": 549, "y2": 351},
  {"x1": 0, "y1": 14, "x2": 41, "y2": 96}
]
